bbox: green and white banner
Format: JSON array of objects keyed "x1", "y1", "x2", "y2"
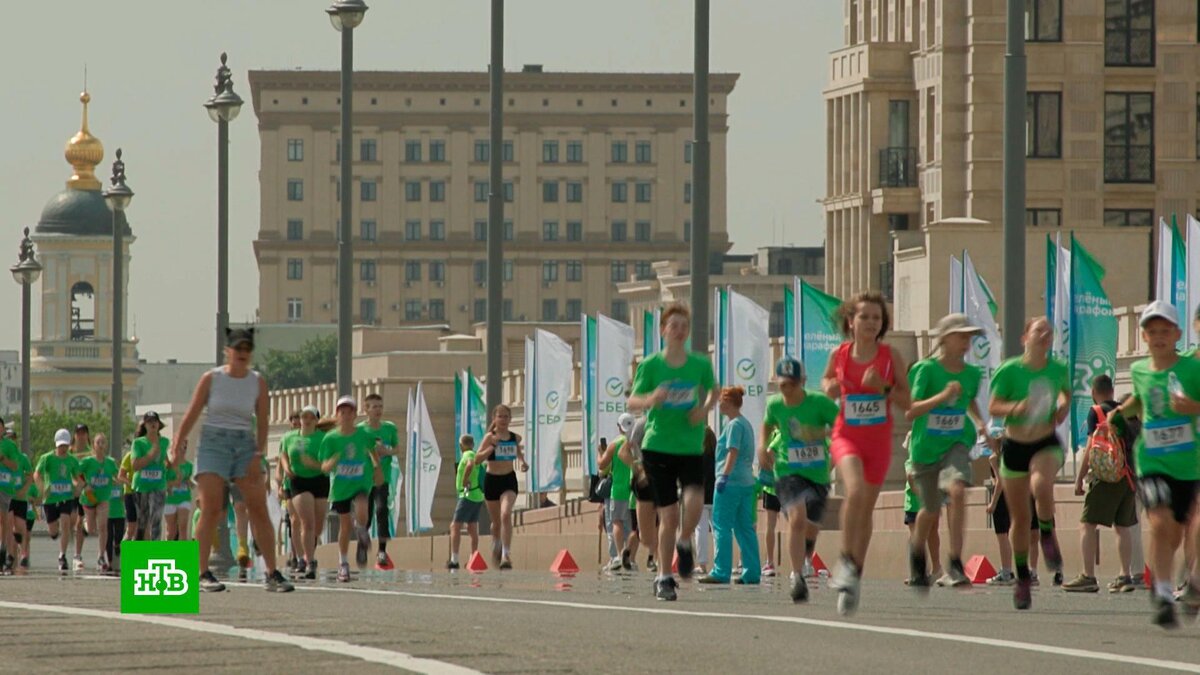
[
  {"x1": 784, "y1": 278, "x2": 842, "y2": 384},
  {"x1": 581, "y1": 314, "x2": 634, "y2": 476},
  {"x1": 405, "y1": 382, "x2": 441, "y2": 534},
  {"x1": 525, "y1": 329, "x2": 570, "y2": 492},
  {"x1": 454, "y1": 368, "x2": 486, "y2": 462},
  {"x1": 1188, "y1": 215, "x2": 1200, "y2": 349},
  {"x1": 961, "y1": 252, "x2": 1002, "y2": 445},
  {"x1": 714, "y1": 287, "x2": 770, "y2": 446},
  {"x1": 642, "y1": 308, "x2": 663, "y2": 357},
  {"x1": 1068, "y1": 235, "x2": 1117, "y2": 453}
]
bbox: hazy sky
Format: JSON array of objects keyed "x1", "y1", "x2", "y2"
[{"x1": 0, "y1": 0, "x2": 843, "y2": 362}]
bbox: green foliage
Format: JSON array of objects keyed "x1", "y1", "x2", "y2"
[
  {"x1": 9, "y1": 406, "x2": 137, "y2": 459},
  {"x1": 259, "y1": 334, "x2": 337, "y2": 391}
]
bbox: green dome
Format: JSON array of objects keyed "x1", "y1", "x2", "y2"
[{"x1": 36, "y1": 188, "x2": 131, "y2": 237}]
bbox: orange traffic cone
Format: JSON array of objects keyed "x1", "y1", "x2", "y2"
[
  {"x1": 551, "y1": 549, "x2": 580, "y2": 575},
  {"x1": 810, "y1": 553, "x2": 828, "y2": 575},
  {"x1": 964, "y1": 555, "x2": 996, "y2": 584},
  {"x1": 466, "y1": 551, "x2": 488, "y2": 572}
]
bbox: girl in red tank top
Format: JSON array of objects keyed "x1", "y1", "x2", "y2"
[{"x1": 821, "y1": 292, "x2": 910, "y2": 616}]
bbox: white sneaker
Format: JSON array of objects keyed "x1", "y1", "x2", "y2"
[
  {"x1": 802, "y1": 558, "x2": 816, "y2": 579},
  {"x1": 761, "y1": 563, "x2": 777, "y2": 577},
  {"x1": 606, "y1": 557, "x2": 623, "y2": 571},
  {"x1": 732, "y1": 565, "x2": 745, "y2": 576},
  {"x1": 73, "y1": 556, "x2": 85, "y2": 572},
  {"x1": 832, "y1": 559, "x2": 860, "y2": 616}
]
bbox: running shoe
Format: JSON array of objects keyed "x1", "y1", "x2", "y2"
[
  {"x1": 237, "y1": 567, "x2": 248, "y2": 582},
  {"x1": 19, "y1": 556, "x2": 29, "y2": 570},
  {"x1": 790, "y1": 572, "x2": 809, "y2": 604},
  {"x1": 73, "y1": 555, "x2": 84, "y2": 572},
  {"x1": 621, "y1": 549, "x2": 632, "y2": 571},
  {"x1": 1013, "y1": 576, "x2": 1032, "y2": 610},
  {"x1": 1029, "y1": 570, "x2": 1040, "y2": 586},
  {"x1": 337, "y1": 562, "x2": 351, "y2": 583},
  {"x1": 1107, "y1": 575, "x2": 1134, "y2": 593},
  {"x1": 761, "y1": 562, "x2": 776, "y2": 578},
  {"x1": 491, "y1": 541, "x2": 503, "y2": 565},
  {"x1": 446, "y1": 560, "x2": 460, "y2": 570},
  {"x1": 655, "y1": 576, "x2": 678, "y2": 601},
  {"x1": 697, "y1": 574, "x2": 729, "y2": 585},
  {"x1": 606, "y1": 557, "x2": 623, "y2": 572},
  {"x1": 1178, "y1": 582, "x2": 1200, "y2": 617},
  {"x1": 265, "y1": 569, "x2": 295, "y2": 593},
  {"x1": 909, "y1": 551, "x2": 931, "y2": 593},
  {"x1": 1152, "y1": 594, "x2": 1179, "y2": 629},
  {"x1": 801, "y1": 558, "x2": 816, "y2": 579},
  {"x1": 1039, "y1": 531, "x2": 1064, "y2": 578},
  {"x1": 303, "y1": 561, "x2": 317, "y2": 581},
  {"x1": 831, "y1": 557, "x2": 860, "y2": 616},
  {"x1": 499, "y1": 556, "x2": 513, "y2": 570},
  {"x1": 1053, "y1": 571, "x2": 1064, "y2": 586},
  {"x1": 1129, "y1": 573, "x2": 1147, "y2": 590},
  {"x1": 375, "y1": 551, "x2": 394, "y2": 571},
  {"x1": 200, "y1": 570, "x2": 226, "y2": 593},
  {"x1": 646, "y1": 555, "x2": 657, "y2": 572},
  {"x1": 1062, "y1": 573, "x2": 1099, "y2": 593},
  {"x1": 58, "y1": 555, "x2": 68, "y2": 574},
  {"x1": 96, "y1": 556, "x2": 106, "y2": 571},
  {"x1": 675, "y1": 541, "x2": 695, "y2": 580},
  {"x1": 732, "y1": 565, "x2": 745, "y2": 576},
  {"x1": 236, "y1": 543, "x2": 251, "y2": 567},
  {"x1": 355, "y1": 527, "x2": 370, "y2": 566}
]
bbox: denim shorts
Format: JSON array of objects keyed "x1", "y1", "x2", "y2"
[{"x1": 196, "y1": 425, "x2": 257, "y2": 481}]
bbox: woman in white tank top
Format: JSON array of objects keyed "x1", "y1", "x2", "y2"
[{"x1": 171, "y1": 328, "x2": 293, "y2": 593}]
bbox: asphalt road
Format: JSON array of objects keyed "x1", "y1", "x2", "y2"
[{"x1": 3, "y1": 538, "x2": 1200, "y2": 674}]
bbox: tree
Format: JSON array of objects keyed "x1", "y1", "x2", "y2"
[
  {"x1": 10, "y1": 407, "x2": 137, "y2": 461},
  {"x1": 259, "y1": 334, "x2": 337, "y2": 390}
]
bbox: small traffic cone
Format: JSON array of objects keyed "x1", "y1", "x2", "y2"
[
  {"x1": 466, "y1": 551, "x2": 488, "y2": 572},
  {"x1": 671, "y1": 551, "x2": 679, "y2": 574},
  {"x1": 964, "y1": 555, "x2": 997, "y2": 584},
  {"x1": 1143, "y1": 564, "x2": 1153, "y2": 585},
  {"x1": 550, "y1": 549, "x2": 580, "y2": 575},
  {"x1": 810, "y1": 553, "x2": 828, "y2": 575}
]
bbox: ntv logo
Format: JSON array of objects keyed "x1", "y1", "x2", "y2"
[
  {"x1": 134, "y1": 559, "x2": 189, "y2": 596},
  {"x1": 121, "y1": 541, "x2": 200, "y2": 614}
]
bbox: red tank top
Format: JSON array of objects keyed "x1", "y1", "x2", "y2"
[{"x1": 832, "y1": 342, "x2": 896, "y2": 437}]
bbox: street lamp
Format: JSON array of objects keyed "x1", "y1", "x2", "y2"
[
  {"x1": 204, "y1": 53, "x2": 243, "y2": 366},
  {"x1": 328, "y1": 0, "x2": 368, "y2": 396},
  {"x1": 103, "y1": 149, "x2": 133, "y2": 461},
  {"x1": 10, "y1": 228, "x2": 41, "y2": 457}
]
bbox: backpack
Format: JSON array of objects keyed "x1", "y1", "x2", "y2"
[{"x1": 1086, "y1": 405, "x2": 1128, "y2": 484}]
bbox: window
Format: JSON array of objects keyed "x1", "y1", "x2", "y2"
[
  {"x1": 360, "y1": 180, "x2": 377, "y2": 202},
  {"x1": 634, "y1": 261, "x2": 652, "y2": 280},
  {"x1": 1024, "y1": 0, "x2": 1061, "y2": 41},
  {"x1": 474, "y1": 260, "x2": 487, "y2": 284},
  {"x1": 770, "y1": 302, "x2": 786, "y2": 338},
  {"x1": 474, "y1": 140, "x2": 489, "y2": 162},
  {"x1": 684, "y1": 141, "x2": 693, "y2": 164},
  {"x1": 1103, "y1": 209, "x2": 1153, "y2": 227},
  {"x1": 635, "y1": 182, "x2": 652, "y2": 203},
  {"x1": 287, "y1": 179, "x2": 303, "y2": 201},
  {"x1": 428, "y1": 299, "x2": 445, "y2": 321},
  {"x1": 361, "y1": 299, "x2": 377, "y2": 324},
  {"x1": 566, "y1": 299, "x2": 583, "y2": 321},
  {"x1": 429, "y1": 140, "x2": 446, "y2": 162},
  {"x1": 474, "y1": 220, "x2": 487, "y2": 241},
  {"x1": 684, "y1": 181, "x2": 692, "y2": 204},
  {"x1": 543, "y1": 221, "x2": 559, "y2": 241},
  {"x1": 1104, "y1": 92, "x2": 1154, "y2": 183},
  {"x1": 567, "y1": 221, "x2": 582, "y2": 241},
  {"x1": 286, "y1": 219, "x2": 303, "y2": 241},
  {"x1": 430, "y1": 181, "x2": 445, "y2": 202},
  {"x1": 611, "y1": 299, "x2": 629, "y2": 323},
  {"x1": 474, "y1": 300, "x2": 486, "y2": 322},
  {"x1": 567, "y1": 141, "x2": 583, "y2": 163},
  {"x1": 503, "y1": 260, "x2": 514, "y2": 282},
  {"x1": 1026, "y1": 92, "x2": 1062, "y2": 158},
  {"x1": 684, "y1": 220, "x2": 692, "y2": 242},
  {"x1": 1105, "y1": 0, "x2": 1154, "y2": 66},
  {"x1": 543, "y1": 141, "x2": 559, "y2": 163},
  {"x1": 360, "y1": 219, "x2": 377, "y2": 241},
  {"x1": 286, "y1": 298, "x2": 303, "y2": 322},
  {"x1": 430, "y1": 261, "x2": 445, "y2": 282},
  {"x1": 335, "y1": 139, "x2": 341, "y2": 162},
  {"x1": 474, "y1": 181, "x2": 489, "y2": 202},
  {"x1": 503, "y1": 299, "x2": 514, "y2": 320},
  {"x1": 1025, "y1": 209, "x2": 1062, "y2": 227},
  {"x1": 360, "y1": 260, "x2": 377, "y2": 282},
  {"x1": 398, "y1": 260, "x2": 418, "y2": 282},
  {"x1": 503, "y1": 181, "x2": 514, "y2": 202},
  {"x1": 429, "y1": 220, "x2": 445, "y2": 241},
  {"x1": 612, "y1": 182, "x2": 628, "y2": 203},
  {"x1": 542, "y1": 261, "x2": 559, "y2": 282},
  {"x1": 635, "y1": 141, "x2": 652, "y2": 163},
  {"x1": 611, "y1": 141, "x2": 628, "y2": 163},
  {"x1": 566, "y1": 260, "x2": 583, "y2": 282},
  {"x1": 287, "y1": 258, "x2": 303, "y2": 280},
  {"x1": 635, "y1": 221, "x2": 651, "y2": 242},
  {"x1": 360, "y1": 139, "x2": 377, "y2": 162},
  {"x1": 405, "y1": 181, "x2": 422, "y2": 201},
  {"x1": 504, "y1": 220, "x2": 514, "y2": 241},
  {"x1": 287, "y1": 138, "x2": 304, "y2": 161},
  {"x1": 405, "y1": 140, "x2": 422, "y2": 162},
  {"x1": 405, "y1": 219, "x2": 421, "y2": 241},
  {"x1": 542, "y1": 299, "x2": 559, "y2": 321},
  {"x1": 611, "y1": 220, "x2": 627, "y2": 242},
  {"x1": 566, "y1": 182, "x2": 583, "y2": 202},
  {"x1": 611, "y1": 261, "x2": 627, "y2": 282},
  {"x1": 543, "y1": 181, "x2": 559, "y2": 202},
  {"x1": 405, "y1": 300, "x2": 422, "y2": 321}
]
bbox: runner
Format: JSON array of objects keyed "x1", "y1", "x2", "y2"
[
  {"x1": 758, "y1": 356, "x2": 838, "y2": 602},
  {"x1": 598, "y1": 415, "x2": 635, "y2": 572},
  {"x1": 905, "y1": 313, "x2": 985, "y2": 591},
  {"x1": 77, "y1": 433, "x2": 118, "y2": 572},
  {"x1": 694, "y1": 427, "x2": 717, "y2": 576},
  {"x1": 988, "y1": 315, "x2": 1070, "y2": 610},
  {"x1": 170, "y1": 327, "x2": 294, "y2": 592},
  {"x1": 282, "y1": 404, "x2": 328, "y2": 580},
  {"x1": 448, "y1": 434, "x2": 483, "y2": 569},
  {"x1": 118, "y1": 447, "x2": 137, "y2": 542},
  {"x1": 1113, "y1": 301, "x2": 1200, "y2": 627},
  {"x1": 129, "y1": 411, "x2": 169, "y2": 541},
  {"x1": 759, "y1": 465, "x2": 780, "y2": 578},
  {"x1": 617, "y1": 414, "x2": 657, "y2": 572},
  {"x1": 69, "y1": 424, "x2": 91, "y2": 570},
  {"x1": 699, "y1": 386, "x2": 761, "y2": 586},
  {"x1": 627, "y1": 303, "x2": 718, "y2": 601},
  {"x1": 902, "y1": 457, "x2": 942, "y2": 585},
  {"x1": 279, "y1": 411, "x2": 302, "y2": 573},
  {"x1": 0, "y1": 418, "x2": 21, "y2": 573},
  {"x1": 358, "y1": 393, "x2": 400, "y2": 571},
  {"x1": 164, "y1": 439, "x2": 194, "y2": 543},
  {"x1": 18, "y1": 475, "x2": 39, "y2": 570},
  {"x1": 35, "y1": 429, "x2": 81, "y2": 574},
  {"x1": 319, "y1": 395, "x2": 376, "y2": 582},
  {"x1": 821, "y1": 291, "x2": 911, "y2": 615},
  {"x1": 472, "y1": 404, "x2": 527, "y2": 570},
  {"x1": 106, "y1": 457, "x2": 125, "y2": 574}
]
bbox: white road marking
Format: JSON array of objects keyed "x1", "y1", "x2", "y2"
[{"x1": 0, "y1": 600, "x2": 482, "y2": 675}]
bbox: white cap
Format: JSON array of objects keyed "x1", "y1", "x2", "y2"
[
  {"x1": 1140, "y1": 300, "x2": 1179, "y2": 327},
  {"x1": 335, "y1": 395, "x2": 357, "y2": 411},
  {"x1": 617, "y1": 413, "x2": 635, "y2": 434},
  {"x1": 301, "y1": 404, "x2": 321, "y2": 417},
  {"x1": 54, "y1": 428, "x2": 71, "y2": 447}
]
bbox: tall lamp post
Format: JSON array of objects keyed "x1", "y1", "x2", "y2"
[
  {"x1": 328, "y1": 0, "x2": 368, "y2": 396},
  {"x1": 10, "y1": 229, "x2": 42, "y2": 456},
  {"x1": 204, "y1": 53, "x2": 244, "y2": 366},
  {"x1": 103, "y1": 149, "x2": 133, "y2": 460}
]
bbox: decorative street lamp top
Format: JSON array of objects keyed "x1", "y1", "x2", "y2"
[
  {"x1": 327, "y1": 0, "x2": 368, "y2": 31},
  {"x1": 10, "y1": 227, "x2": 42, "y2": 286},
  {"x1": 204, "y1": 52, "x2": 244, "y2": 124},
  {"x1": 103, "y1": 148, "x2": 134, "y2": 213}
]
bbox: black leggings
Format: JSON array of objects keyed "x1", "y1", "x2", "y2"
[
  {"x1": 106, "y1": 517, "x2": 124, "y2": 562},
  {"x1": 368, "y1": 484, "x2": 391, "y2": 540}
]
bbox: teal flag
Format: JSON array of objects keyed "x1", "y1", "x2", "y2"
[
  {"x1": 784, "y1": 283, "x2": 797, "y2": 357},
  {"x1": 799, "y1": 280, "x2": 843, "y2": 384},
  {"x1": 581, "y1": 314, "x2": 598, "y2": 475},
  {"x1": 1069, "y1": 235, "x2": 1116, "y2": 452},
  {"x1": 1171, "y1": 217, "x2": 1188, "y2": 349},
  {"x1": 454, "y1": 368, "x2": 486, "y2": 462}
]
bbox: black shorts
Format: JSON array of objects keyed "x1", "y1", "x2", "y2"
[
  {"x1": 775, "y1": 475, "x2": 830, "y2": 523},
  {"x1": 124, "y1": 493, "x2": 138, "y2": 523},
  {"x1": 629, "y1": 506, "x2": 639, "y2": 533},
  {"x1": 761, "y1": 491, "x2": 781, "y2": 513},
  {"x1": 8, "y1": 499, "x2": 28, "y2": 520},
  {"x1": 992, "y1": 494, "x2": 1038, "y2": 534},
  {"x1": 483, "y1": 472, "x2": 518, "y2": 502},
  {"x1": 1139, "y1": 474, "x2": 1200, "y2": 525},
  {"x1": 1000, "y1": 434, "x2": 1063, "y2": 475},
  {"x1": 331, "y1": 490, "x2": 369, "y2": 515},
  {"x1": 904, "y1": 510, "x2": 918, "y2": 526},
  {"x1": 632, "y1": 475, "x2": 655, "y2": 503},
  {"x1": 43, "y1": 499, "x2": 80, "y2": 524},
  {"x1": 640, "y1": 450, "x2": 704, "y2": 508},
  {"x1": 291, "y1": 475, "x2": 330, "y2": 500}
]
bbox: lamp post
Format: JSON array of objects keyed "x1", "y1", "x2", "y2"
[
  {"x1": 690, "y1": 0, "x2": 711, "y2": 352},
  {"x1": 103, "y1": 149, "x2": 133, "y2": 460},
  {"x1": 485, "y1": 0, "x2": 504, "y2": 415},
  {"x1": 10, "y1": 229, "x2": 42, "y2": 457},
  {"x1": 328, "y1": 0, "x2": 368, "y2": 396},
  {"x1": 204, "y1": 53, "x2": 244, "y2": 367}
]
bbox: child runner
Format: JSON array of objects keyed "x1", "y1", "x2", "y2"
[
  {"x1": 988, "y1": 316, "x2": 1070, "y2": 610},
  {"x1": 0, "y1": 418, "x2": 21, "y2": 572},
  {"x1": 598, "y1": 415, "x2": 635, "y2": 572},
  {"x1": 283, "y1": 405, "x2": 328, "y2": 579},
  {"x1": 118, "y1": 449, "x2": 137, "y2": 542},
  {"x1": 279, "y1": 411, "x2": 301, "y2": 573},
  {"x1": 320, "y1": 396, "x2": 376, "y2": 582},
  {"x1": 902, "y1": 457, "x2": 942, "y2": 585},
  {"x1": 69, "y1": 424, "x2": 91, "y2": 570},
  {"x1": 759, "y1": 463, "x2": 781, "y2": 577},
  {"x1": 699, "y1": 386, "x2": 761, "y2": 586},
  {"x1": 822, "y1": 292, "x2": 911, "y2": 615},
  {"x1": 5, "y1": 442, "x2": 33, "y2": 572},
  {"x1": 627, "y1": 303, "x2": 718, "y2": 601},
  {"x1": 129, "y1": 412, "x2": 169, "y2": 541},
  {"x1": 36, "y1": 429, "x2": 81, "y2": 574},
  {"x1": 164, "y1": 439, "x2": 194, "y2": 542},
  {"x1": 106, "y1": 460, "x2": 125, "y2": 574},
  {"x1": 448, "y1": 435, "x2": 484, "y2": 569},
  {"x1": 78, "y1": 433, "x2": 118, "y2": 571},
  {"x1": 617, "y1": 414, "x2": 658, "y2": 572},
  {"x1": 472, "y1": 404, "x2": 527, "y2": 569},
  {"x1": 20, "y1": 478, "x2": 39, "y2": 569},
  {"x1": 359, "y1": 393, "x2": 400, "y2": 571}
]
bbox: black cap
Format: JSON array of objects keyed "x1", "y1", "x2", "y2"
[
  {"x1": 74, "y1": 423, "x2": 89, "y2": 433},
  {"x1": 142, "y1": 411, "x2": 162, "y2": 425},
  {"x1": 225, "y1": 327, "x2": 255, "y2": 350}
]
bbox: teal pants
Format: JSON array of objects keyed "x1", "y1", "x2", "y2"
[{"x1": 711, "y1": 483, "x2": 760, "y2": 583}]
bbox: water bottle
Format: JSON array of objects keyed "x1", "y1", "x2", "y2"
[{"x1": 1168, "y1": 372, "x2": 1184, "y2": 398}]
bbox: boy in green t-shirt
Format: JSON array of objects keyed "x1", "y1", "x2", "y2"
[
  {"x1": 599, "y1": 415, "x2": 635, "y2": 572},
  {"x1": 320, "y1": 396, "x2": 378, "y2": 582},
  {"x1": 359, "y1": 393, "x2": 400, "y2": 571},
  {"x1": 447, "y1": 435, "x2": 484, "y2": 569},
  {"x1": 35, "y1": 429, "x2": 82, "y2": 573}
]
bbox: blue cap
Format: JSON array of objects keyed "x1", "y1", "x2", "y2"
[{"x1": 774, "y1": 356, "x2": 803, "y2": 381}]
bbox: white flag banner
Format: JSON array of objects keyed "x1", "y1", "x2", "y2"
[
  {"x1": 950, "y1": 255, "x2": 964, "y2": 313},
  {"x1": 963, "y1": 252, "x2": 1002, "y2": 455},
  {"x1": 405, "y1": 383, "x2": 440, "y2": 534},
  {"x1": 1155, "y1": 217, "x2": 1173, "y2": 304},
  {"x1": 523, "y1": 336, "x2": 535, "y2": 483},
  {"x1": 528, "y1": 330, "x2": 571, "y2": 492},
  {"x1": 726, "y1": 289, "x2": 771, "y2": 453},
  {"x1": 596, "y1": 314, "x2": 634, "y2": 450},
  {"x1": 1188, "y1": 215, "x2": 1200, "y2": 349},
  {"x1": 1052, "y1": 235, "x2": 1072, "y2": 447}
]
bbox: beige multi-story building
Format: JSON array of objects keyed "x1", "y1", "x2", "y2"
[
  {"x1": 824, "y1": 0, "x2": 1199, "y2": 329},
  {"x1": 249, "y1": 67, "x2": 737, "y2": 335}
]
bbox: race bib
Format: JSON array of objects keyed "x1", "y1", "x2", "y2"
[
  {"x1": 139, "y1": 469, "x2": 162, "y2": 482},
  {"x1": 786, "y1": 442, "x2": 824, "y2": 470},
  {"x1": 493, "y1": 442, "x2": 518, "y2": 462},
  {"x1": 50, "y1": 480, "x2": 72, "y2": 495},
  {"x1": 844, "y1": 394, "x2": 886, "y2": 426},
  {"x1": 0, "y1": 470, "x2": 10, "y2": 485},
  {"x1": 172, "y1": 485, "x2": 190, "y2": 497},
  {"x1": 928, "y1": 408, "x2": 965, "y2": 436},
  {"x1": 336, "y1": 463, "x2": 364, "y2": 478},
  {"x1": 1144, "y1": 418, "x2": 1196, "y2": 456},
  {"x1": 662, "y1": 381, "x2": 698, "y2": 411},
  {"x1": 91, "y1": 475, "x2": 110, "y2": 488}
]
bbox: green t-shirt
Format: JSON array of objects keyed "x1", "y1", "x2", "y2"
[
  {"x1": 608, "y1": 436, "x2": 632, "y2": 502},
  {"x1": 765, "y1": 391, "x2": 839, "y2": 484},
  {"x1": 456, "y1": 450, "x2": 485, "y2": 503},
  {"x1": 632, "y1": 351, "x2": 716, "y2": 456},
  {"x1": 903, "y1": 458, "x2": 920, "y2": 512},
  {"x1": 284, "y1": 429, "x2": 326, "y2": 479},
  {"x1": 321, "y1": 427, "x2": 376, "y2": 503},
  {"x1": 358, "y1": 420, "x2": 400, "y2": 475},
  {"x1": 109, "y1": 487, "x2": 126, "y2": 519},
  {"x1": 25, "y1": 481, "x2": 39, "y2": 521},
  {"x1": 1129, "y1": 356, "x2": 1200, "y2": 480},
  {"x1": 908, "y1": 358, "x2": 982, "y2": 464},
  {"x1": 78, "y1": 456, "x2": 119, "y2": 506},
  {"x1": 166, "y1": 460, "x2": 194, "y2": 506},
  {"x1": 35, "y1": 452, "x2": 79, "y2": 505},
  {"x1": 0, "y1": 438, "x2": 24, "y2": 495},
  {"x1": 130, "y1": 436, "x2": 169, "y2": 493},
  {"x1": 989, "y1": 356, "x2": 1070, "y2": 428}
]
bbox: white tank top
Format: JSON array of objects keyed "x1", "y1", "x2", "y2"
[{"x1": 205, "y1": 367, "x2": 260, "y2": 431}]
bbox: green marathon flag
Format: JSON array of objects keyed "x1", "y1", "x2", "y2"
[
  {"x1": 798, "y1": 280, "x2": 843, "y2": 384},
  {"x1": 1068, "y1": 234, "x2": 1116, "y2": 453}
]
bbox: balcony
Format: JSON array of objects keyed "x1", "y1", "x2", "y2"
[{"x1": 878, "y1": 147, "x2": 918, "y2": 188}]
